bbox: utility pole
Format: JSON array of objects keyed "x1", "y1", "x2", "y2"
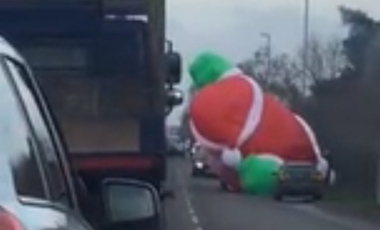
[
  {"x1": 303, "y1": 0, "x2": 310, "y2": 94},
  {"x1": 377, "y1": 155, "x2": 380, "y2": 205},
  {"x1": 261, "y1": 32, "x2": 272, "y2": 78}
]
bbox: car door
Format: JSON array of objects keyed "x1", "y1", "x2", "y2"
[{"x1": 2, "y1": 55, "x2": 94, "y2": 230}]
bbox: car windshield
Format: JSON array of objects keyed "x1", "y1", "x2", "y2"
[{"x1": 284, "y1": 164, "x2": 314, "y2": 174}]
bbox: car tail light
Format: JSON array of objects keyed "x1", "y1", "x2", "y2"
[
  {"x1": 279, "y1": 171, "x2": 289, "y2": 181},
  {"x1": 312, "y1": 172, "x2": 324, "y2": 181},
  {"x1": 0, "y1": 208, "x2": 24, "y2": 230}
]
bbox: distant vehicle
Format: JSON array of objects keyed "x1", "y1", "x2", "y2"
[
  {"x1": 273, "y1": 162, "x2": 324, "y2": 201},
  {"x1": 190, "y1": 144, "x2": 214, "y2": 177},
  {"x1": 167, "y1": 141, "x2": 185, "y2": 156}
]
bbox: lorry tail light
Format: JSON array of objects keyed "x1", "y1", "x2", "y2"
[{"x1": 0, "y1": 208, "x2": 24, "y2": 230}]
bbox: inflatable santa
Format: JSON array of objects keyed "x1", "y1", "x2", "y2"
[{"x1": 188, "y1": 52, "x2": 329, "y2": 194}]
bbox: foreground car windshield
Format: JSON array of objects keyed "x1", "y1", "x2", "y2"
[{"x1": 0, "y1": 0, "x2": 378, "y2": 230}]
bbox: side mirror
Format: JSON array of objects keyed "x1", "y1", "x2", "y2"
[
  {"x1": 102, "y1": 179, "x2": 160, "y2": 230},
  {"x1": 166, "y1": 88, "x2": 184, "y2": 107},
  {"x1": 165, "y1": 41, "x2": 182, "y2": 84},
  {"x1": 165, "y1": 88, "x2": 184, "y2": 115},
  {"x1": 165, "y1": 51, "x2": 182, "y2": 84}
]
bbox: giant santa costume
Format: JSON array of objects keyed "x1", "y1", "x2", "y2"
[{"x1": 188, "y1": 52, "x2": 329, "y2": 194}]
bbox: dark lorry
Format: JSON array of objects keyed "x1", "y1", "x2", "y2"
[
  {"x1": 0, "y1": 38, "x2": 164, "y2": 230},
  {"x1": 0, "y1": 0, "x2": 182, "y2": 228}
]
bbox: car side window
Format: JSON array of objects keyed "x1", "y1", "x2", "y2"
[
  {"x1": 0, "y1": 59, "x2": 46, "y2": 199},
  {"x1": 5, "y1": 58, "x2": 71, "y2": 206}
]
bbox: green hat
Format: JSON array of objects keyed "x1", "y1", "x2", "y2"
[{"x1": 189, "y1": 52, "x2": 233, "y2": 89}]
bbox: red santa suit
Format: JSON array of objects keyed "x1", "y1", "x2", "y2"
[{"x1": 190, "y1": 69, "x2": 319, "y2": 163}]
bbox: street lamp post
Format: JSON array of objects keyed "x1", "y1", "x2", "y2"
[
  {"x1": 303, "y1": 0, "x2": 310, "y2": 94},
  {"x1": 261, "y1": 32, "x2": 272, "y2": 78}
]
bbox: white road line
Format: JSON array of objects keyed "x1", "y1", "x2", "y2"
[
  {"x1": 183, "y1": 189, "x2": 204, "y2": 230},
  {"x1": 191, "y1": 215, "x2": 199, "y2": 225},
  {"x1": 186, "y1": 200, "x2": 193, "y2": 210}
]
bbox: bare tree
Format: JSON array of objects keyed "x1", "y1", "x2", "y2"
[
  {"x1": 303, "y1": 36, "x2": 346, "y2": 85},
  {"x1": 239, "y1": 50, "x2": 302, "y2": 105},
  {"x1": 238, "y1": 36, "x2": 345, "y2": 105},
  {"x1": 239, "y1": 48, "x2": 270, "y2": 88}
]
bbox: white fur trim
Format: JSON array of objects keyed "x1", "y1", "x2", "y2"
[
  {"x1": 191, "y1": 67, "x2": 263, "y2": 149},
  {"x1": 317, "y1": 157, "x2": 329, "y2": 178},
  {"x1": 329, "y1": 170, "x2": 337, "y2": 185},
  {"x1": 294, "y1": 115, "x2": 322, "y2": 160},
  {"x1": 190, "y1": 120, "x2": 225, "y2": 150},
  {"x1": 218, "y1": 67, "x2": 243, "y2": 81},
  {"x1": 294, "y1": 114, "x2": 331, "y2": 177},
  {"x1": 221, "y1": 148, "x2": 242, "y2": 169},
  {"x1": 237, "y1": 76, "x2": 264, "y2": 146}
]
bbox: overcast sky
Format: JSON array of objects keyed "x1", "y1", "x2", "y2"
[{"x1": 166, "y1": 0, "x2": 380, "y2": 125}]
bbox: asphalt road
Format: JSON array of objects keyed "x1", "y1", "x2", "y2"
[{"x1": 165, "y1": 157, "x2": 379, "y2": 230}]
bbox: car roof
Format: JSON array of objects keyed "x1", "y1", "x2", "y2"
[
  {"x1": 0, "y1": 36, "x2": 25, "y2": 63},
  {"x1": 0, "y1": 36, "x2": 29, "y2": 202},
  {"x1": 283, "y1": 161, "x2": 315, "y2": 167}
]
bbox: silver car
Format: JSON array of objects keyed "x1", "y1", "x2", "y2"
[
  {"x1": 0, "y1": 37, "x2": 93, "y2": 230},
  {"x1": 274, "y1": 162, "x2": 325, "y2": 201}
]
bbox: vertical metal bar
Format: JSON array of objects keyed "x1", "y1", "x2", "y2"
[
  {"x1": 303, "y1": 0, "x2": 310, "y2": 94},
  {"x1": 377, "y1": 156, "x2": 380, "y2": 205},
  {"x1": 261, "y1": 33, "x2": 271, "y2": 79},
  {"x1": 267, "y1": 35, "x2": 272, "y2": 78}
]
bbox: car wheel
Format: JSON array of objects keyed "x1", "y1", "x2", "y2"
[
  {"x1": 192, "y1": 168, "x2": 200, "y2": 177},
  {"x1": 313, "y1": 193, "x2": 322, "y2": 201},
  {"x1": 274, "y1": 193, "x2": 283, "y2": 201},
  {"x1": 220, "y1": 181, "x2": 228, "y2": 191}
]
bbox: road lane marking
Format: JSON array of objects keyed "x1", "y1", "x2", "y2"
[
  {"x1": 177, "y1": 160, "x2": 203, "y2": 230},
  {"x1": 183, "y1": 189, "x2": 204, "y2": 230},
  {"x1": 191, "y1": 215, "x2": 199, "y2": 224}
]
